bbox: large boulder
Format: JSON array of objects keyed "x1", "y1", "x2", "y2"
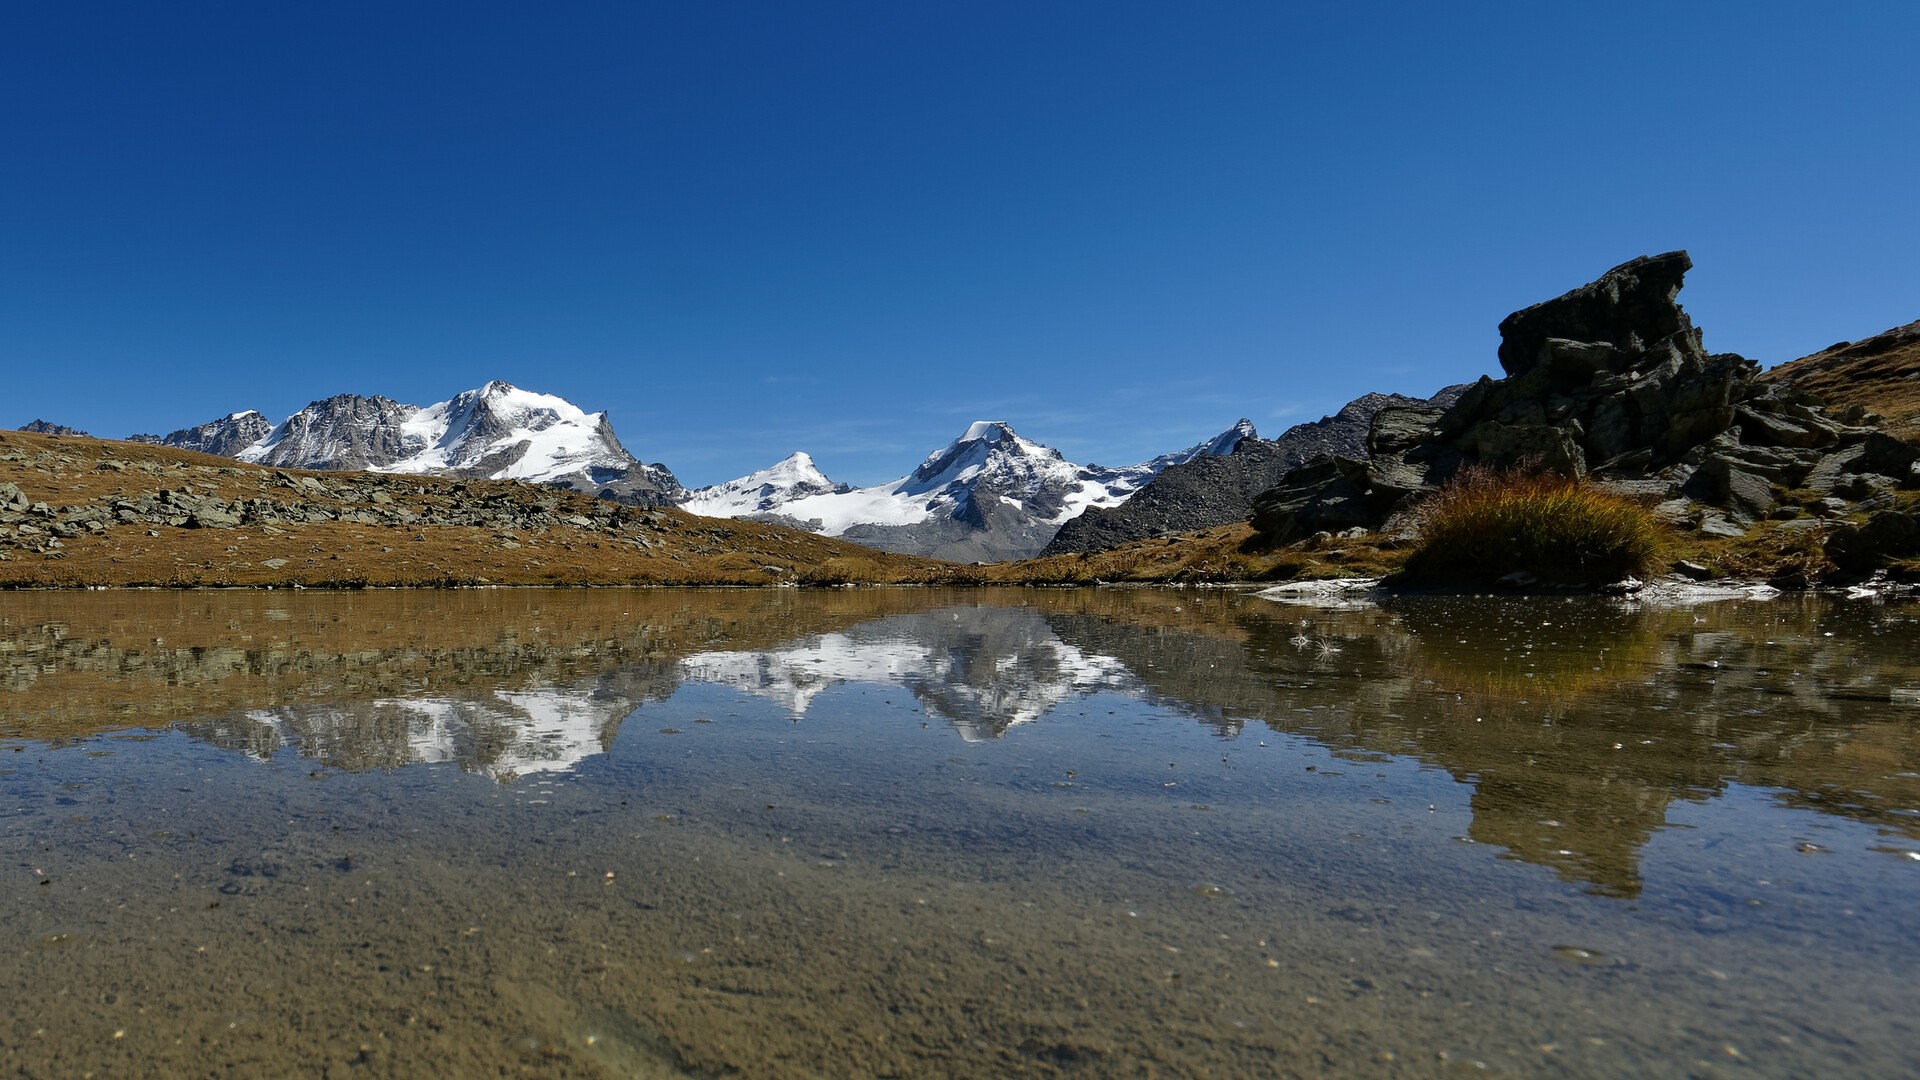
[
  {"x1": 1825, "y1": 510, "x2": 1920, "y2": 573},
  {"x1": 1496, "y1": 251, "x2": 1694, "y2": 379}
]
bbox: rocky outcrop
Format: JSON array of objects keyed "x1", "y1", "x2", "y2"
[
  {"x1": 1250, "y1": 252, "x2": 1919, "y2": 557},
  {"x1": 1041, "y1": 389, "x2": 1464, "y2": 556},
  {"x1": 128, "y1": 411, "x2": 275, "y2": 457},
  {"x1": 17, "y1": 420, "x2": 89, "y2": 437}
]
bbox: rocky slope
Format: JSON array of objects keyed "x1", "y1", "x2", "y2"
[
  {"x1": 1042, "y1": 391, "x2": 1462, "y2": 555},
  {"x1": 1761, "y1": 319, "x2": 1920, "y2": 443},
  {"x1": 684, "y1": 419, "x2": 1254, "y2": 563},
  {"x1": 129, "y1": 411, "x2": 274, "y2": 456},
  {"x1": 1249, "y1": 251, "x2": 1920, "y2": 576},
  {"x1": 133, "y1": 382, "x2": 684, "y2": 506},
  {"x1": 0, "y1": 429, "x2": 952, "y2": 587}
]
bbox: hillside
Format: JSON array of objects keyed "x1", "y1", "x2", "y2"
[
  {"x1": 1761, "y1": 319, "x2": 1920, "y2": 443},
  {"x1": 0, "y1": 431, "x2": 955, "y2": 587}
]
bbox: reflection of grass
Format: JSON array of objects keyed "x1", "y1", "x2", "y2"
[
  {"x1": 1397, "y1": 603, "x2": 1666, "y2": 708},
  {"x1": 1400, "y1": 466, "x2": 1665, "y2": 587}
]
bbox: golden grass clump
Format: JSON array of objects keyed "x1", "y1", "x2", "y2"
[{"x1": 1399, "y1": 465, "x2": 1665, "y2": 587}]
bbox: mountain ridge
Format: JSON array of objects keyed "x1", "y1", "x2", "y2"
[
  {"x1": 1042, "y1": 388, "x2": 1466, "y2": 556},
  {"x1": 683, "y1": 417, "x2": 1258, "y2": 562}
]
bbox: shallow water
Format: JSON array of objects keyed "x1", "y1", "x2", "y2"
[{"x1": 2, "y1": 587, "x2": 1917, "y2": 1078}]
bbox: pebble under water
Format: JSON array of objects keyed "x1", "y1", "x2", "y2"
[{"x1": 2, "y1": 587, "x2": 1917, "y2": 1078}]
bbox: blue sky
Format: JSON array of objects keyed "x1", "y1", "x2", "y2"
[{"x1": 5, "y1": 2, "x2": 1917, "y2": 487}]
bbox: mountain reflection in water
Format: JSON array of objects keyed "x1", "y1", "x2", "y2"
[{"x1": 4, "y1": 589, "x2": 1918, "y2": 901}]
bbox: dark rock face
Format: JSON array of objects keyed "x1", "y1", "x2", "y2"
[
  {"x1": 1826, "y1": 511, "x2": 1920, "y2": 573},
  {"x1": 17, "y1": 420, "x2": 89, "y2": 437},
  {"x1": 131, "y1": 412, "x2": 275, "y2": 458},
  {"x1": 248, "y1": 395, "x2": 420, "y2": 471},
  {"x1": 1041, "y1": 389, "x2": 1464, "y2": 556},
  {"x1": 1496, "y1": 251, "x2": 1694, "y2": 379},
  {"x1": 1250, "y1": 252, "x2": 1917, "y2": 552}
]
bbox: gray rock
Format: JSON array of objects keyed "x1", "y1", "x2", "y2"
[
  {"x1": 1496, "y1": 251, "x2": 1694, "y2": 379},
  {"x1": 17, "y1": 420, "x2": 89, "y2": 437},
  {"x1": 1681, "y1": 459, "x2": 1776, "y2": 524},
  {"x1": 1697, "y1": 514, "x2": 1748, "y2": 538},
  {"x1": 1826, "y1": 510, "x2": 1920, "y2": 572},
  {"x1": 188, "y1": 507, "x2": 242, "y2": 529}
]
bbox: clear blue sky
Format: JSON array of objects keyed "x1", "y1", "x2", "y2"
[{"x1": 5, "y1": 2, "x2": 1917, "y2": 486}]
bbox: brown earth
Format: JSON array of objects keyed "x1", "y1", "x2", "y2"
[{"x1": 1761, "y1": 318, "x2": 1920, "y2": 443}]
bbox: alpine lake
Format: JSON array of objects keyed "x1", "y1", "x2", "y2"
[{"x1": 2, "y1": 586, "x2": 1916, "y2": 1079}]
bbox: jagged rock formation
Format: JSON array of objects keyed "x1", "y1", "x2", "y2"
[
  {"x1": 1042, "y1": 393, "x2": 1462, "y2": 556},
  {"x1": 128, "y1": 411, "x2": 275, "y2": 457},
  {"x1": 17, "y1": 420, "x2": 88, "y2": 437},
  {"x1": 1250, "y1": 252, "x2": 1920, "y2": 567}
]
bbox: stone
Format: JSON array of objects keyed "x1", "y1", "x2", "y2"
[
  {"x1": 1732, "y1": 403, "x2": 1842, "y2": 448},
  {"x1": 1697, "y1": 514, "x2": 1748, "y2": 538},
  {"x1": 1681, "y1": 459, "x2": 1776, "y2": 523},
  {"x1": 188, "y1": 508, "x2": 242, "y2": 529},
  {"x1": 1455, "y1": 421, "x2": 1586, "y2": 475},
  {"x1": 1673, "y1": 560, "x2": 1716, "y2": 580},
  {"x1": 1497, "y1": 252, "x2": 1694, "y2": 379},
  {"x1": 1249, "y1": 457, "x2": 1381, "y2": 545},
  {"x1": 1825, "y1": 511, "x2": 1920, "y2": 573}
]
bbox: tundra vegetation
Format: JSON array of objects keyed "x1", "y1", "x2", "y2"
[{"x1": 1396, "y1": 465, "x2": 1666, "y2": 588}]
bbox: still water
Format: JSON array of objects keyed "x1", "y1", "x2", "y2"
[{"x1": 2, "y1": 587, "x2": 1917, "y2": 1078}]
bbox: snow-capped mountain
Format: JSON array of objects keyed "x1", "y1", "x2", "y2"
[
  {"x1": 679, "y1": 451, "x2": 851, "y2": 516},
  {"x1": 680, "y1": 418, "x2": 1256, "y2": 563},
  {"x1": 149, "y1": 382, "x2": 682, "y2": 505}
]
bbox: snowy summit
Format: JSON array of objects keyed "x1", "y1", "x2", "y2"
[{"x1": 679, "y1": 418, "x2": 1255, "y2": 562}]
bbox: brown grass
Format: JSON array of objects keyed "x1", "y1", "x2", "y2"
[
  {"x1": 1762, "y1": 320, "x2": 1920, "y2": 443},
  {"x1": 0, "y1": 430, "x2": 961, "y2": 587},
  {"x1": 1398, "y1": 465, "x2": 1667, "y2": 586},
  {"x1": 984, "y1": 521, "x2": 1406, "y2": 585}
]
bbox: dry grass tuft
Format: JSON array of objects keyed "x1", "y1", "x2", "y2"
[{"x1": 1399, "y1": 466, "x2": 1666, "y2": 587}]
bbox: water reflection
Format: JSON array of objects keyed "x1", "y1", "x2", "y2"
[
  {"x1": 3, "y1": 589, "x2": 1918, "y2": 900},
  {"x1": 684, "y1": 607, "x2": 1135, "y2": 739}
]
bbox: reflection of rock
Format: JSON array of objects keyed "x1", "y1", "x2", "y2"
[
  {"x1": 194, "y1": 687, "x2": 634, "y2": 781},
  {"x1": 1047, "y1": 594, "x2": 1920, "y2": 898},
  {"x1": 682, "y1": 607, "x2": 1136, "y2": 740}
]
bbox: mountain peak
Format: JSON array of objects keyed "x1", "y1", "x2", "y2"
[
  {"x1": 681, "y1": 449, "x2": 846, "y2": 517},
  {"x1": 163, "y1": 384, "x2": 680, "y2": 505},
  {"x1": 960, "y1": 420, "x2": 1015, "y2": 443}
]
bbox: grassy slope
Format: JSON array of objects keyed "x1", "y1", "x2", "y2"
[{"x1": 1761, "y1": 319, "x2": 1920, "y2": 443}]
